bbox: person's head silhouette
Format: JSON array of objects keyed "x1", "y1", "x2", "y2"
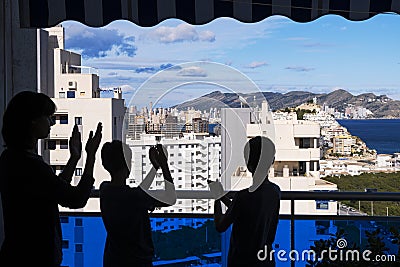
[
  {"x1": 243, "y1": 136, "x2": 276, "y2": 191},
  {"x1": 101, "y1": 140, "x2": 132, "y2": 181},
  {"x1": 2, "y1": 91, "x2": 56, "y2": 150}
]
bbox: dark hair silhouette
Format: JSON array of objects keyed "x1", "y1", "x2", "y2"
[
  {"x1": 101, "y1": 140, "x2": 132, "y2": 173},
  {"x1": 2, "y1": 91, "x2": 56, "y2": 149},
  {"x1": 244, "y1": 136, "x2": 275, "y2": 174}
]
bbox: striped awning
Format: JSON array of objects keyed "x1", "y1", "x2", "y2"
[{"x1": 19, "y1": 0, "x2": 400, "y2": 28}]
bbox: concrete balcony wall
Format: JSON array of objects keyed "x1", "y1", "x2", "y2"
[
  {"x1": 293, "y1": 124, "x2": 320, "y2": 137},
  {"x1": 275, "y1": 148, "x2": 320, "y2": 161},
  {"x1": 49, "y1": 149, "x2": 70, "y2": 165},
  {"x1": 49, "y1": 124, "x2": 73, "y2": 138}
]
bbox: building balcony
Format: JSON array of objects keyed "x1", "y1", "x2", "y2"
[
  {"x1": 276, "y1": 148, "x2": 320, "y2": 161},
  {"x1": 56, "y1": 191, "x2": 400, "y2": 267},
  {"x1": 49, "y1": 149, "x2": 70, "y2": 165},
  {"x1": 49, "y1": 124, "x2": 73, "y2": 138}
]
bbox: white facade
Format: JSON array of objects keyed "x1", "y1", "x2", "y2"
[
  {"x1": 333, "y1": 135, "x2": 356, "y2": 155},
  {"x1": 221, "y1": 102, "x2": 338, "y2": 215},
  {"x1": 127, "y1": 133, "x2": 221, "y2": 214},
  {"x1": 376, "y1": 154, "x2": 393, "y2": 168},
  {"x1": 42, "y1": 26, "x2": 125, "y2": 211}
]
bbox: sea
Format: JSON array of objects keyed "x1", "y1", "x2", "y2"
[{"x1": 337, "y1": 119, "x2": 400, "y2": 155}]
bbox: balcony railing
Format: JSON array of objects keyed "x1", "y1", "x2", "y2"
[{"x1": 60, "y1": 191, "x2": 400, "y2": 267}]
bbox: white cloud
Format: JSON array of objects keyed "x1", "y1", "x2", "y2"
[
  {"x1": 177, "y1": 66, "x2": 207, "y2": 77},
  {"x1": 120, "y1": 84, "x2": 136, "y2": 93},
  {"x1": 245, "y1": 61, "x2": 268, "y2": 68},
  {"x1": 64, "y1": 24, "x2": 137, "y2": 58},
  {"x1": 145, "y1": 23, "x2": 216, "y2": 44},
  {"x1": 285, "y1": 66, "x2": 315, "y2": 72}
]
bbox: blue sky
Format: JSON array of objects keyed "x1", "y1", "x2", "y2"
[{"x1": 63, "y1": 14, "x2": 400, "y2": 106}]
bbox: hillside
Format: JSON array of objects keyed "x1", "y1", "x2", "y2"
[{"x1": 173, "y1": 89, "x2": 400, "y2": 118}]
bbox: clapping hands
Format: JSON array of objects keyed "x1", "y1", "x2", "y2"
[
  {"x1": 69, "y1": 125, "x2": 82, "y2": 161},
  {"x1": 85, "y1": 122, "x2": 102, "y2": 156},
  {"x1": 149, "y1": 144, "x2": 168, "y2": 170}
]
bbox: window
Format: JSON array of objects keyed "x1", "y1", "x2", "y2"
[
  {"x1": 75, "y1": 244, "x2": 83, "y2": 253},
  {"x1": 316, "y1": 200, "x2": 329, "y2": 210},
  {"x1": 178, "y1": 161, "x2": 182, "y2": 164},
  {"x1": 67, "y1": 91, "x2": 75, "y2": 98},
  {"x1": 60, "y1": 140, "x2": 68, "y2": 149},
  {"x1": 62, "y1": 240, "x2": 69, "y2": 249},
  {"x1": 59, "y1": 92, "x2": 65, "y2": 98},
  {"x1": 60, "y1": 115, "x2": 68, "y2": 124},
  {"x1": 300, "y1": 138, "x2": 311, "y2": 148},
  {"x1": 75, "y1": 168, "x2": 83, "y2": 176},
  {"x1": 75, "y1": 218, "x2": 83, "y2": 226},
  {"x1": 75, "y1": 117, "x2": 82, "y2": 125},
  {"x1": 60, "y1": 217, "x2": 69, "y2": 224},
  {"x1": 47, "y1": 140, "x2": 56, "y2": 150}
]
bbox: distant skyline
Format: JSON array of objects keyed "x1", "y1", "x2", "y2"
[{"x1": 63, "y1": 14, "x2": 400, "y2": 106}]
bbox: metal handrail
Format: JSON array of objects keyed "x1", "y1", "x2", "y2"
[
  {"x1": 62, "y1": 190, "x2": 400, "y2": 267},
  {"x1": 89, "y1": 189, "x2": 400, "y2": 201}
]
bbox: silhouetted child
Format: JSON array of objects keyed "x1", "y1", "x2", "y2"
[
  {"x1": 210, "y1": 136, "x2": 280, "y2": 267},
  {"x1": 100, "y1": 141, "x2": 176, "y2": 267}
]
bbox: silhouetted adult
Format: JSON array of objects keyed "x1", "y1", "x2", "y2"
[
  {"x1": 100, "y1": 141, "x2": 176, "y2": 267},
  {"x1": 0, "y1": 91, "x2": 102, "y2": 267},
  {"x1": 210, "y1": 136, "x2": 280, "y2": 267}
]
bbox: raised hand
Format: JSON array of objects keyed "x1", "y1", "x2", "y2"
[
  {"x1": 155, "y1": 144, "x2": 168, "y2": 168},
  {"x1": 85, "y1": 122, "x2": 102, "y2": 156},
  {"x1": 69, "y1": 124, "x2": 82, "y2": 160},
  {"x1": 149, "y1": 146, "x2": 160, "y2": 170}
]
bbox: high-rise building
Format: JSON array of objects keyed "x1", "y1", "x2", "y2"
[
  {"x1": 42, "y1": 25, "x2": 126, "y2": 211},
  {"x1": 38, "y1": 25, "x2": 126, "y2": 267}
]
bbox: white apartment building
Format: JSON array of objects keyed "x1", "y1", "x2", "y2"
[
  {"x1": 320, "y1": 160, "x2": 373, "y2": 177},
  {"x1": 333, "y1": 135, "x2": 356, "y2": 155},
  {"x1": 376, "y1": 154, "x2": 394, "y2": 168},
  {"x1": 221, "y1": 102, "x2": 338, "y2": 216},
  {"x1": 126, "y1": 133, "x2": 221, "y2": 214},
  {"x1": 42, "y1": 26, "x2": 125, "y2": 211}
]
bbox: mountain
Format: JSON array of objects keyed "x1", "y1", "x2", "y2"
[{"x1": 173, "y1": 89, "x2": 400, "y2": 118}]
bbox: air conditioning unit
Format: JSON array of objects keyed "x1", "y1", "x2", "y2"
[{"x1": 68, "y1": 81, "x2": 77, "y2": 89}]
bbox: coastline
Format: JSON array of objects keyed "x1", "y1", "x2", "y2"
[{"x1": 336, "y1": 119, "x2": 400, "y2": 155}]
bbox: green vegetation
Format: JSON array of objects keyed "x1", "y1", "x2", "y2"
[
  {"x1": 296, "y1": 109, "x2": 316, "y2": 120},
  {"x1": 324, "y1": 173, "x2": 400, "y2": 216}
]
